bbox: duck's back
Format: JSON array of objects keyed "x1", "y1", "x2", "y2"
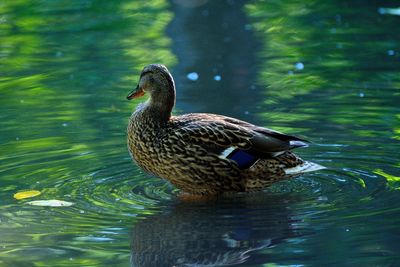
[{"x1": 127, "y1": 111, "x2": 324, "y2": 195}]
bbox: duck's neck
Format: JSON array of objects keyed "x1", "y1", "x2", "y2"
[{"x1": 142, "y1": 87, "x2": 175, "y2": 123}]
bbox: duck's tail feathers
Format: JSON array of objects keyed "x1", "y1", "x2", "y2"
[
  {"x1": 289, "y1": 140, "x2": 309, "y2": 149},
  {"x1": 284, "y1": 161, "x2": 326, "y2": 175}
]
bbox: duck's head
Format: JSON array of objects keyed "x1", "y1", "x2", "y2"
[{"x1": 127, "y1": 64, "x2": 175, "y2": 101}]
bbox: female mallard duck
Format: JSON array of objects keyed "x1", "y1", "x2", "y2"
[{"x1": 127, "y1": 64, "x2": 325, "y2": 195}]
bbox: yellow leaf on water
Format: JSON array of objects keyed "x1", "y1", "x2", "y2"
[
  {"x1": 26, "y1": 200, "x2": 74, "y2": 207},
  {"x1": 14, "y1": 190, "x2": 41, "y2": 200}
]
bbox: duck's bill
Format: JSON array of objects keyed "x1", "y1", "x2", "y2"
[{"x1": 127, "y1": 85, "x2": 145, "y2": 100}]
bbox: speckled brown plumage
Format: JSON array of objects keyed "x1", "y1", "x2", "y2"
[{"x1": 127, "y1": 64, "x2": 325, "y2": 195}]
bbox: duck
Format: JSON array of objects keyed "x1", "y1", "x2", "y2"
[{"x1": 126, "y1": 64, "x2": 325, "y2": 195}]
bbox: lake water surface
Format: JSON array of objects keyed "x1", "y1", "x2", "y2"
[{"x1": 1, "y1": 0, "x2": 400, "y2": 266}]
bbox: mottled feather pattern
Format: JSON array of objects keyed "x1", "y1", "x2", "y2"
[
  {"x1": 171, "y1": 114, "x2": 257, "y2": 150},
  {"x1": 128, "y1": 111, "x2": 311, "y2": 194},
  {"x1": 128, "y1": 112, "x2": 245, "y2": 194}
]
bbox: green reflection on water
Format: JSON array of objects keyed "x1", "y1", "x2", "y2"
[
  {"x1": 245, "y1": 0, "x2": 400, "y2": 141},
  {"x1": 1, "y1": 0, "x2": 175, "y2": 266},
  {"x1": 0, "y1": 0, "x2": 176, "y2": 182},
  {"x1": 243, "y1": 1, "x2": 400, "y2": 266},
  {"x1": 375, "y1": 169, "x2": 400, "y2": 190}
]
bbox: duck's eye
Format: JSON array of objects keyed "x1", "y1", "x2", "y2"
[{"x1": 149, "y1": 77, "x2": 155, "y2": 83}]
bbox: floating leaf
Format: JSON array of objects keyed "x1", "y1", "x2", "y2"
[
  {"x1": 26, "y1": 200, "x2": 74, "y2": 207},
  {"x1": 14, "y1": 190, "x2": 41, "y2": 200}
]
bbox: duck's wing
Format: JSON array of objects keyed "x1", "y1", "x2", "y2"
[{"x1": 171, "y1": 113, "x2": 308, "y2": 157}]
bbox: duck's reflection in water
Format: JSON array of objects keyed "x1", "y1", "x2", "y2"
[{"x1": 131, "y1": 193, "x2": 303, "y2": 267}]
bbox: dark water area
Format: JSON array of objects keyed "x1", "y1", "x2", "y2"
[{"x1": 1, "y1": 0, "x2": 400, "y2": 266}]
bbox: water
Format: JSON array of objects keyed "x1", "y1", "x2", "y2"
[{"x1": 1, "y1": 0, "x2": 400, "y2": 266}]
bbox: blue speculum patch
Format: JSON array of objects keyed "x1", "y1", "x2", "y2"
[{"x1": 227, "y1": 149, "x2": 258, "y2": 169}]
